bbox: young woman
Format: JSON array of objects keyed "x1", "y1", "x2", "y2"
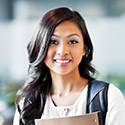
[{"x1": 13, "y1": 7, "x2": 125, "y2": 125}]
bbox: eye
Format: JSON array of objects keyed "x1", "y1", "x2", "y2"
[
  {"x1": 49, "y1": 40, "x2": 58, "y2": 45},
  {"x1": 68, "y1": 40, "x2": 79, "y2": 44}
]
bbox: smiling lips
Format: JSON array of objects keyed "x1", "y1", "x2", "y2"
[{"x1": 54, "y1": 59, "x2": 72, "y2": 66}]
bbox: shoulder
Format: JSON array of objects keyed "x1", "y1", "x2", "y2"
[
  {"x1": 107, "y1": 83, "x2": 125, "y2": 115},
  {"x1": 90, "y1": 80, "x2": 125, "y2": 104},
  {"x1": 88, "y1": 80, "x2": 109, "y2": 98},
  {"x1": 89, "y1": 80, "x2": 109, "y2": 88},
  {"x1": 105, "y1": 84, "x2": 125, "y2": 124},
  {"x1": 108, "y1": 84, "x2": 125, "y2": 104}
]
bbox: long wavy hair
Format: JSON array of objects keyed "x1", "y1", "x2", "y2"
[{"x1": 15, "y1": 7, "x2": 96, "y2": 125}]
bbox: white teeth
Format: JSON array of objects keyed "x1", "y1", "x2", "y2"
[{"x1": 55, "y1": 60, "x2": 70, "y2": 63}]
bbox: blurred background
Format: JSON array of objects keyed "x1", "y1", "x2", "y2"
[{"x1": 0, "y1": 0, "x2": 125, "y2": 124}]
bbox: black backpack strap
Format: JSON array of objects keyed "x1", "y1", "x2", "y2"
[{"x1": 86, "y1": 80, "x2": 109, "y2": 125}]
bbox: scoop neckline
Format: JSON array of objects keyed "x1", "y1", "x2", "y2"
[{"x1": 48, "y1": 84, "x2": 88, "y2": 109}]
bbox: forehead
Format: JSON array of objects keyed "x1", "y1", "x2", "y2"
[{"x1": 53, "y1": 21, "x2": 82, "y2": 36}]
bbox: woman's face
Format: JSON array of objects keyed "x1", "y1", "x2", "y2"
[{"x1": 44, "y1": 21, "x2": 85, "y2": 75}]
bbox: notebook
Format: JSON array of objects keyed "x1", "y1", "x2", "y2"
[{"x1": 35, "y1": 112, "x2": 100, "y2": 125}]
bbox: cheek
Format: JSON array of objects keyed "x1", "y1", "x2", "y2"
[
  {"x1": 72, "y1": 49, "x2": 84, "y2": 64},
  {"x1": 46, "y1": 50, "x2": 52, "y2": 59},
  {"x1": 44, "y1": 48, "x2": 53, "y2": 64}
]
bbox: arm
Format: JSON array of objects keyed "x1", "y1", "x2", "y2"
[{"x1": 105, "y1": 84, "x2": 125, "y2": 125}]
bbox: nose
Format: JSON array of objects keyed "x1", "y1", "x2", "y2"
[{"x1": 56, "y1": 43, "x2": 69, "y2": 56}]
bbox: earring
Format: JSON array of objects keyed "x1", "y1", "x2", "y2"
[{"x1": 85, "y1": 49, "x2": 90, "y2": 57}]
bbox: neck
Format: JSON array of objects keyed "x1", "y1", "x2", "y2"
[{"x1": 50, "y1": 69, "x2": 88, "y2": 96}]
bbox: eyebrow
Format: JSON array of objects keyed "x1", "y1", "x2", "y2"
[{"x1": 52, "y1": 33, "x2": 81, "y2": 38}]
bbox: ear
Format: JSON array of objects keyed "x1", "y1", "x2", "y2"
[{"x1": 82, "y1": 46, "x2": 86, "y2": 56}]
